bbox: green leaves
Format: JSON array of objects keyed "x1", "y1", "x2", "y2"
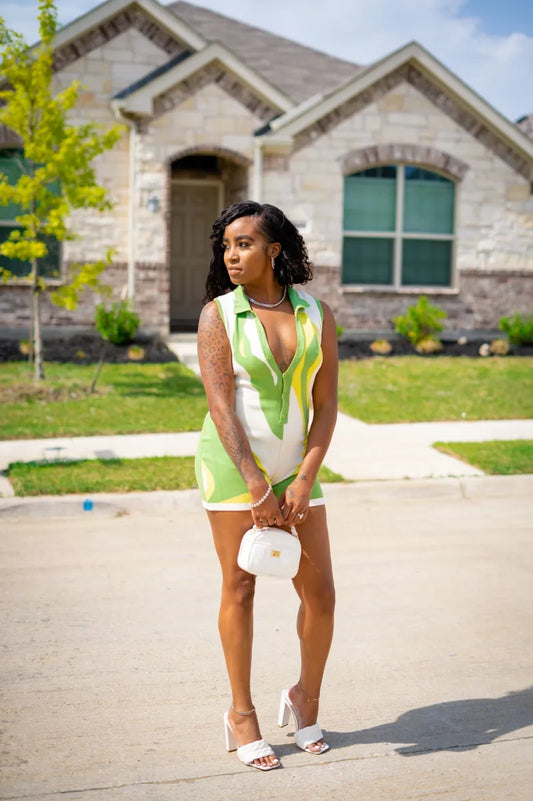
[
  {"x1": 393, "y1": 295, "x2": 447, "y2": 347},
  {"x1": 0, "y1": 0, "x2": 124, "y2": 281}
]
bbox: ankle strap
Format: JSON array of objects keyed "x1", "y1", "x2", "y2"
[
  {"x1": 297, "y1": 681, "x2": 320, "y2": 702},
  {"x1": 231, "y1": 704, "x2": 256, "y2": 716}
]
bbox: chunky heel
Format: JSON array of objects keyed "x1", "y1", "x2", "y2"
[
  {"x1": 277, "y1": 690, "x2": 291, "y2": 727},
  {"x1": 223, "y1": 712, "x2": 237, "y2": 751}
]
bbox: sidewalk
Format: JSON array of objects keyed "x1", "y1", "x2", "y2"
[{"x1": 2, "y1": 415, "x2": 533, "y2": 498}]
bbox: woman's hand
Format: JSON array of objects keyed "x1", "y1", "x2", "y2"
[
  {"x1": 279, "y1": 476, "x2": 312, "y2": 527},
  {"x1": 250, "y1": 484, "x2": 285, "y2": 528}
]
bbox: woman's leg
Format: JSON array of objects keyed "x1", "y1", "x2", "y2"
[
  {"x1": 289, "y1": 504, "x2": 336, "y2": 751},
  {"x1": 208, "y1": 509, "x2": 279, "y2": 768}
]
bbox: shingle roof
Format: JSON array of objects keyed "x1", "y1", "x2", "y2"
[{"x1": 167, "y1": 1, "x2": 362, "y2": 104}]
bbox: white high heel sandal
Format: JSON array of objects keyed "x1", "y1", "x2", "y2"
[
  {"x1": 224, "y1": 706, "x2": 280, "y2": 771},
  {"x1": 278, "y1": 686, "x2": 329, "y2": 754}
]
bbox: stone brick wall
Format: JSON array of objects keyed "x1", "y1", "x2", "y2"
[
  {"x1": 0, "y1": 260, "x2": 168, "y2": 333},
  {"x1": 263, "y1": 79, "x2": 532, "y2": 329},
  {"x1": 310, "y1": 265, "x2": 533, "y2": 330}
]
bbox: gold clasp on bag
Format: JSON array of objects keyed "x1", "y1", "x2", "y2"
[{"x1": 271, "y1": 550, "x2": 281, "y2": 558}]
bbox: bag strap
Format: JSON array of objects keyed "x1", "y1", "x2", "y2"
[{"x1": 252, "y1": 525, "x2": 298, "y2": 538}]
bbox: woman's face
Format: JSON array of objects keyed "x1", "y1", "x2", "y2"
[{"x1": 222, "y1": 216, "x2": 279, "y2": 286}]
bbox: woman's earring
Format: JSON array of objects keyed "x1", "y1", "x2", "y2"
[{"x1": 271, "y1": 256, "x2": 276, "y2": 270}]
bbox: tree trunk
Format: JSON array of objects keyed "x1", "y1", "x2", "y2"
[
  {"x1": 31, "y1": 258, "x2": 44, "y2": 381},
  {"x1": 90, "y1": 342, "x2": 108, "y2": 394}
]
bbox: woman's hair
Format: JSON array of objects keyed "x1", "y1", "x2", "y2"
[{"x1": 203, "y1": 201, "x2": 313, "y2": 302}]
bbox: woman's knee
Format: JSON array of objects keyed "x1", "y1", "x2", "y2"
[
  {"x1": 301, "y1": 578, "x2": 336, "y2": 617},
  {"x1": 222, "y1": 570, "x2": 256, "y2": 608}
]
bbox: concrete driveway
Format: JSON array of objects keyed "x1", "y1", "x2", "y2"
[{"x1": 1, "y1": 476, "x2": 532, "y2": 800}]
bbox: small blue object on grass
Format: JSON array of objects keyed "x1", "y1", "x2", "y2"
[{"x1": 83, "y1": 498, "x2": 93, "y2": 511}]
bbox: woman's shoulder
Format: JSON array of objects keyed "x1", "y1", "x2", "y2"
[{"x1": 291, "y1": 286, "x2": 328, "y2": 318}]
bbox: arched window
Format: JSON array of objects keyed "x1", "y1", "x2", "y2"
[
  {"x1": 342, "y1": 165, "x2": 455, "y2": 288},
  {"x1": 0, "y1": 149, "x2": 61, "y2": 278}
]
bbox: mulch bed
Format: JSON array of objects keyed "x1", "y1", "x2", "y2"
[
  {"x1": 338, "y1": 334, "x2": 533, "y2": 360},
  {"x1": 0, "y1": 333, "x2": 178, "y2": 364},
  {"x1": 1, "y1": 332, "x2": 532, "y2": 364}
]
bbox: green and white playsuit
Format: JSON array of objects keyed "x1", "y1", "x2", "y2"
[{"x1": 195, "y1": 284, "x2": 326, "y2": 511}]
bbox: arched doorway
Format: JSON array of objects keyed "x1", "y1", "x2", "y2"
[{"x1": 169, "y1": 151, "x2": 249, "y2": 330}]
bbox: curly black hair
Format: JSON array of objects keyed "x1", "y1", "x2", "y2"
[{"x1": 203, "y1": 201, "x2": 313, "y2": 303}]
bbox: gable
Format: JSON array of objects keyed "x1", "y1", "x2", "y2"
[
  {"x1": 263, "y1": 42, "x2": 533, "y2": 182},
  {"x1": 112, "y1": 42, "x2": 292, "y2": 122},
  {"x1": 51, "y1": 0, "x2": 205, "y2": 72},
  {"x1": 54, "y1": 27, "x2": 172, "y2": 102}
]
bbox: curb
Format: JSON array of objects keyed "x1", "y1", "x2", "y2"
[{"x1": 1, "y1": 475, "x2": 532, "y2": 519}]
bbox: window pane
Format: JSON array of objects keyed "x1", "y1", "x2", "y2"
[
  {"x1": 403, "y1": 168, "x2": 454, "y2": 234},
  {"x1": 401, "y1": 239, "x2": 452, "y2": 286},
  {"x1": 0, "y1": 226, "x2": 60, "y2": 278},
  {"x1": 342, "y1": 236, "x2": 393, "y2": 284},
  {"x1": 344, "y1": 166, "x2": 397, "y2": 231},
  {"x1": 0, "y1": 150, "x2": 26, "y2": 221}
]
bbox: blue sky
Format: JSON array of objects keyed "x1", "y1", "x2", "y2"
[{"x1": 1, "y1": 0, "x2": 532, "y2": 121}]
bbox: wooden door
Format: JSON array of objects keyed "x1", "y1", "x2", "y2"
[{"x1": 170, "y1": 181, "x2": 222, "y2": 329}]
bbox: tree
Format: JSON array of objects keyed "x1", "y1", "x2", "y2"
[{"x1": 0, "y1": 0, "x2": 123, "y2": 379}]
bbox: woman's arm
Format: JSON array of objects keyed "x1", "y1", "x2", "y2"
[
  {"x1": 197, "y1": 301, "x2": 284, "y2": 522},
  {"x1": 281, "y1": 302, "x2": 338, "y2": 524}
]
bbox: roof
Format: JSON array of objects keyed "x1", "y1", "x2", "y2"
[{"x1": 167, "y1": 1, "x2": 362, "y2": 103}]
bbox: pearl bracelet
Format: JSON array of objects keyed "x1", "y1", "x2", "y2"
[{"x1": 249, "y1": 484, "x2": 272, "y2": 509}]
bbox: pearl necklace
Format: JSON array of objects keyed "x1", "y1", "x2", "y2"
[{"x1": 246, "y1": 286, "x2": 287, "y2": 309}]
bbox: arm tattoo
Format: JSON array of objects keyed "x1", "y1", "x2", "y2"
[{"x1": 198, "y1": 303, "x2": 260, "y2": 485}]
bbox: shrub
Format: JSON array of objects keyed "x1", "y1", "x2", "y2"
[
  {"x1": 369, "y1": 339, "x2": 393, "y2": 355},
  {"x1": 94, "y1": 301, "x2": 140, "y2": 346},
  {"x1": 128, "y1": 345, "x2": 145, "y2": 361},
  {"x1": 393, "y1": 296, "x2": 447, "y2": 347},
  {"x1": 499, "y1": 312, "x2": 533, "y2": 346},
  {"x1": 415, "y1": 337, "x2": 443, "y2": 354},
  {"x1": 490, "y1": 338, "x2": 510, "y2": 356}
]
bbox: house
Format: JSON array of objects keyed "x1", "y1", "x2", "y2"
[{"x1": 1, "y1": 0, "x2": 532, "y2": 334}]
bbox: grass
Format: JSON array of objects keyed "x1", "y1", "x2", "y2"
[
  {"x1": 0, "y1": 362, "x2": 208, "y2": 439},
  {"x1": 338, "y1": 357, "x2": 533, "y2": 423},
  {"x1": 434, "y1": 440, "x2": 533, "y2": 475},
  {"x1": 6, "y1": 457, "x2": 344, "y2": 497},
  {"x1": 2, "y1": 357, "x2": 532, "y2": 440}
]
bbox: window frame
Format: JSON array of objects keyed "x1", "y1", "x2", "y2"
[
  {"x1": 0, "y1": 148, "x2": 63, "y2": 283},
  {"x1": 342, "y1": 163, "x2": 458, "y2": 293}
]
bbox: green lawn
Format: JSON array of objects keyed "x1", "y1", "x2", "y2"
[
  {"x1": 338, "y1": 357, "x2": 533, "y2": 423},
  {"x1": 2, "y1": 357, "x2": 532, "y2": 440},
  {"x1": 6, "y1": 457, "x2": 343, "y2": 497},
  {"x1": 434, "y1": 440, "x2": 533, "y2": 475},
  {"x1": 0, "y1": 362, "x2": 208, "y2": 439}
]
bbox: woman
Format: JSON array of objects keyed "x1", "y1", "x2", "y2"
[{"x1": 195, "y1": 201, "x2": 337, "y2": 771}]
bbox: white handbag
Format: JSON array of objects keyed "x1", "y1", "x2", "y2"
[{"x1": 237, "y1": 525, "x2": 301, "y2": 579}]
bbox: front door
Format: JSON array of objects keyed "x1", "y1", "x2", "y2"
[{"x1": 170, "y1": 181, "x2": 222, "y2": 330}]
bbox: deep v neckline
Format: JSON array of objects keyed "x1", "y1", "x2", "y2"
[{"x1": 252, "y1": 300, "x2": 302, "y2": 377}]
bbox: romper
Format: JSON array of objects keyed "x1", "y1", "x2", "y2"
[{"x1": 195, "y1": 284, "x2": 326, "y2": 511}]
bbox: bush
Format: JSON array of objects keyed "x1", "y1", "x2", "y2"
[
  {"x1": 393, "y1": 296, "x2": 447, "y2": 347},
  {"x1": 369, "y1": 339, "x2": 393, "y2": 355},
  {"x1": 490, "y1": 338, "x2": 510, "y2": 356},
  {"x1": 499, "y1": 312, "x2": 533, "y2": 346},
  {"x1": 94, "y1": 301, "x2": 140, "y2": 346},
  {"x1": 415, "y1": 336, "x2": 443, "y2": 354}
]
